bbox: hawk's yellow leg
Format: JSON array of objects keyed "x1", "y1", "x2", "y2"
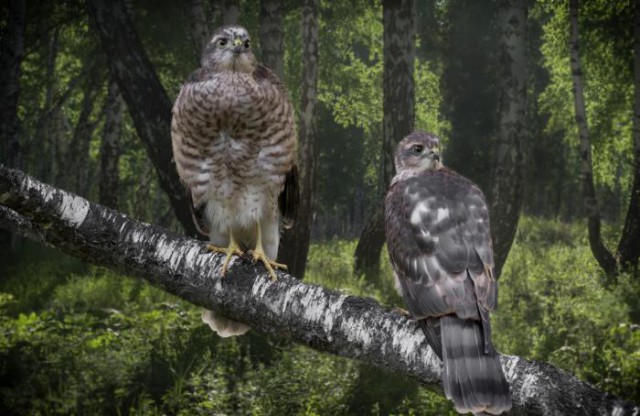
[
  {"x1": 206, "y1": 233, "x2": 244, "y2": 277},
  {"x1": 252, "y1": 223, "x2": 287, "y2": 281}
]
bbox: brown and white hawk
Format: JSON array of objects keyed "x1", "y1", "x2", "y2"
[
  {"x1": 171, "y1": 25, "x2": 298, "y2": 337},
  {"x1": 384, "y1": 131, "x2": 511, "y2": 414}
]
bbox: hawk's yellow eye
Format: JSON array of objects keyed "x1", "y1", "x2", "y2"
[
  {"x1": 218, "y1": 38, "x2": 227, "y2": 46},
  {"x1": 412, "y1": 145, "x2": 424, "y2": 155}
]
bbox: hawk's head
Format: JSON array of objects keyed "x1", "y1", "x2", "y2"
[
  {"x1": 202, "y1": 25, "x2": 256, "y2": 73},
  {"x1": 394, "y1": 131, "x2": 442, "y2": 174}
]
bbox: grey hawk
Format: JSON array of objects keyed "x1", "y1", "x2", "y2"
[
  {"x1": 384, "y1": 131, "x2": 511, "y2": 414},
  {"x1": 171, "y1": 25, "x2": 298, "y2": 337}
]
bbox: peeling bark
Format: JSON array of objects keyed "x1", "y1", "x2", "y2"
[
  {"x1": 354, "y1": 0, "x2": 416, "y2": 278},
  {"x1": 278, "y1": 0, "x2": 317, "y2": 279},
  {"x1": 569, "y1": 0, "x2": 618, "y2": 276},
  {"x1": 85, "y1": 0, "x2": 199, "y2": 236},
  {"x1": 0, "y1": 166, "x2": 637, "y2": 415},
  {"x1": 491, "y1": 0, "x2": 527, "y2": 277}
]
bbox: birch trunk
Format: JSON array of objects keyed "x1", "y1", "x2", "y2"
[
  {"x1": 354, "y1": 0, "x2": 416, "y2": 278},
  {"x1": 86, "y1": 0, "x2": 199, "y2": 236},
  {"x1": 0, "y1": 165, "x2": 637, "y2": 416},
  {"x1": 0, "y1": 0, "x2": 25, "y2": 249},
  {"x1": 491, "y1": 0, "x2": 527, "y2": 276},
  {"x1": 66, "y1": 62, "x2": 102, "y2": 196},
  {"x1": 187, "y1": 0, "x2": 211, "y2": 58},
  {"x1": 221, "y1": 0, "x2": 240, "y2": 25},
  {"x1": 99, "y1": 78, "x2": 123, "y2": 210},
  {"x1": 618, "y1": 0, "x2": 640, "y2": 272},
  {"x1": 278, "y1": 0, "x2": 317, "y2": 279},
  {"x1": 258, "y1": 0, "x2": 284, "y2": 78},
  {"x1": 568, "y1": 0, "x2": 617, "y2": 276},
  {"x1": 0, "y1": 0, "x2": 25, "y2": 170}
]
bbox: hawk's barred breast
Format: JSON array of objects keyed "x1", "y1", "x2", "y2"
[{"x1": 171, "y1": 71, "x2": 296, "y2": 230}]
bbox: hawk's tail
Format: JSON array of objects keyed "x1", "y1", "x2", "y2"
[
  {"x1": 201, "y1": 309, "x2": 250, "y2": 337},
  {"x1": 440, "y1": 315, "x2": 512, "y2": 415}
]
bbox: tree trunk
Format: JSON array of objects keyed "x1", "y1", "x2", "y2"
[
  {"x1": 278, "y1": 0, "x2": 317, "y2": 279},
  {"x1": 186, "y1": 0, "x2": 211, "y2": 59},
  {"x1": 490, "y1": 0, "x2": 528, "y2": 277},
  {"x1": 66, "y1": 60, "x2": 102, "y2": 196},
  {"x1": 568, "y1": 0, "x2": 618, "y2": 276},
  {"x1": 0, "y1": 0, "x2": 25, "y2": 169},
  {"x1": 0, "y1": 0, "x2": 25, "y2": 250},
  {"x1": 354, "y1": 0, "x2": 415, "y2": 278},
  {"x1": 86, "y1": 0, "x2": 199, "y2": 237},
  {"x1": 0, "y1": 166, "x2": 638, "y2": 416},
  {"x1": 221, "y1": 0, "x2": 240, "y2": 25},
  {"x1": 99, "y1": 78, "x2": 123, "y2": 210},
  {"x1": 618, "y1": 0, "x2": 640, "y2": 273},
  {"x1": 258, "y1": 0, "x2": 284, "y2": 78}
]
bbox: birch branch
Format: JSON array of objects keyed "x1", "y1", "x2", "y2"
[{"x1": 0, "y1": 165, "x2": 637, "y2": 416}]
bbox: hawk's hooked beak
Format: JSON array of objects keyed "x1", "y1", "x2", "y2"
[
  {"x1": 233, "y1": 38, "x2": 244, "y2": 54},
  {"x1": 429, "y1": 148, "x2": 440, "y2": 162}
]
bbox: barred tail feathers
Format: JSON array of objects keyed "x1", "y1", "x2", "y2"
[
  {"x1": 440, "y1": 315, "x2": 511, "y2": 415},
  {"x1": 201, "y1": 309, "x2": 250, "y2": 337}
]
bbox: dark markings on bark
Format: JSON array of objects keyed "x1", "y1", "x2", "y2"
[
  {"x1": 277, "y1": 0, "x2": 317, "y2": 279},
  {"x1": 354, "y1": 0, "x2": 416, "y2": 278},
  {"x1": 86, "y1": 0, "x2": 199, "y2": 236},
  {"x1": 569, "y1": 0, "x2": 618, "y2": 276},
  {"x1": 490, "y1": 0, "x2": 528, "y2": 277}
]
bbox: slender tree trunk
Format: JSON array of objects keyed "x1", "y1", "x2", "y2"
[
  {"x1": 99, "y1": 78, "x2": 123, "y2": 209},
  {"x1": 187, "y1": 0, "x2": 210, "y2": 58},
  {"x1": 37, "y1": 28, "x2": 60, "y2": 181},
  {"x1": 569, "y1": 0, "x2": 617, "y2": 276},
  {"x1": 617, "y1": 0, "x2": 640, "y2": 273},
  {"x1": 221, "y1": 0, "x2": 240, "y2": 25},
  {"x1": 278, "y1": 0, "x2": 317, "y2": 279},
  {"x1": 490, "y1": 0, "x2": 528, "y2": 277},
  {"x1": 1, "y1": 166, "x2": 638, "y2": 416},
  {"x1": 86, "y1": 0, "x2": 199, "y2": 237},
  {"x1": 354, "y1": 0, "x2": 415, "y2": 278},
  {"x1": 0, "y1": 0, "x2": 25, "y2": 169},
  {"x1": 258, "y1": 0, "x2": 284, "y2": 78},
  {"x1": 0, "y1": 0, "x2": 25, "y2": 249},
  {"x1": 66, "y1": 61, "x2": 102, "y2": 196}
]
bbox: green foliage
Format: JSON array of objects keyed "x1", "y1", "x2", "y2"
[
  {"x1": 537, "y1": 0, "x2": 634, "y2": 202},
  {"x1": 494, "y1": 217, "x2": 640, "y2": 402}
]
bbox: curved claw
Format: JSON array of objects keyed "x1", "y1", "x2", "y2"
[
  {"x1": 206, "y1": 239, "x2": 244, "y2": 277},
  {"x1": 251, "y1": 248, "x2": 287, "y2": 281}
]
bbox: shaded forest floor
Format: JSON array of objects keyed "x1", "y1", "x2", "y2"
[{"x1": 0, "y1": 217, "x2": 638, "y2": 415}]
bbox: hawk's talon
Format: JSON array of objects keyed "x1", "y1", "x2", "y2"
[
  {"x1": 250, "y1": 248, "x2": 286, "y2": 281},
  {"x1": 206, "y1": 239, "x2": 244, "y2": 277}
]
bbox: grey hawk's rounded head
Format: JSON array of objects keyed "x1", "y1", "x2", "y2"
[
  {"x1": 201, "y1": 25, "x2": 256, "y2": 73},
  {"x1": 394, "y1": 131, "x2": 442, "y2": 174}
]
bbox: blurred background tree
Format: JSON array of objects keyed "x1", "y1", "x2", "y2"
[{"x1": 0, "y1": 0, "x2": 638, "y2": 414}]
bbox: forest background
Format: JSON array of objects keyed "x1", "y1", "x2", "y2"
[{"x1": 0, "y1": 0, "x2": 639, "y2": 414}]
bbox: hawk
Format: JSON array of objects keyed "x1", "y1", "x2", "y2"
[
  {"x1": 384, "y1": 131, "x2": 511, "y2": 414},
  {"x1": 171, "y1": 25, "x2": 298, "y2": 337}
]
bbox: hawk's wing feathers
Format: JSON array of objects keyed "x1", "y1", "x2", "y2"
[
  {"x1": 384, "y1": 168, "x2": 497, "y2": 321},
  {"x1": 279, "y1": 164, "x2": 299, "y2": 229}
]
